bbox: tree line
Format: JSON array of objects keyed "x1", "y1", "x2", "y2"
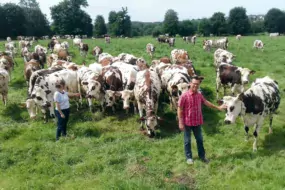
[{"x1": 0, "y1": 0, "x2": 284, "y2": 39}]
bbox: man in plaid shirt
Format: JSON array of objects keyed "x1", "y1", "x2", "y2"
[{"x1": 178, "y1": 76, "x2": 226, "y2": 164}]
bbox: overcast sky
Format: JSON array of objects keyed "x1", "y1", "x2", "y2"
[{"x1": 1, "y1": 0, "x2": 284, "y2": 22}]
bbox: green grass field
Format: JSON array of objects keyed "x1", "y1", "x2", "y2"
[{"x1": 0, "y1": 36, "x2": 285, "y2": 190}]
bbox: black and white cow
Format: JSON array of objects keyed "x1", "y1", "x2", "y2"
[
  {"x1": 216, "y1": 63, "x2": 255, "y2": 99},
  {"x1": 134, "y1": 69, "x2": 161, "y2": 137},
  {"x1": 219, "y1": 76, "x2": 281, "y2": 151},
  {"x1": 161, "y1": 65, "x2": 191, "y2": 110}
]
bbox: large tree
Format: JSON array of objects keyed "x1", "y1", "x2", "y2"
[
  {"x1": 107, "y1": 7, "x2": 131, "y2": 36},
  {"x1": 19, "y1": 0, "x2": 50, "y2": 36},
  {"x1": 264, "y1": 8, "x2": 285, "y2": 33},
  {"x1": 210, "y1": 12, "x2": 227, "y2": 36},
  {"x1": 198, "y1": 18, "x2": 211, "y2": 36},
  {"x1": 1, "y1": 3, "x2": 26, "y2": 38},
  {"x1": 163, "y1": 9, "x2": 179, "y2": 36},
  {"x1": 228, "y1": 7, "x2": 250, "y2": 35},
  {"x1": 50, "y1": 0, "x2": 92, "y2": 36},
  {"x1": 94, "y1": 15, "x2": 107, "y2": 37},
  {"x1": 178, "y1": 20, "x2": 195, "y2": 36}
]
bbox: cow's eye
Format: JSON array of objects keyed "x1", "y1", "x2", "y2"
[
  {"x1": 109, "y1": 97, "x2": 113, "y2": 101},
  {"x1": 36, "y1": 96, "x2": 42, "y2": 101},
  {"x1": 230, "y1": 106, "x2": 234, "y2": 112},
  {"x1": 178, "y1": 90, "x2": 182, "y2": 96},
  {"x1": 91, "y1": 86, "x2": 95, "y2": 90}
]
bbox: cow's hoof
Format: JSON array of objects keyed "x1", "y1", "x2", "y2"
[{"x1": 253, "y1": 148, "x2": 257, "y2": 152}]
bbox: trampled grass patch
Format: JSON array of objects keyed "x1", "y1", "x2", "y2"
[{"x1": 0, "y1": 36, "x2": 285, "y2": 189}]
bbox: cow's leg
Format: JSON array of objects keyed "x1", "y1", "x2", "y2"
[
  {"x1": 87, "y1": 98, "x2": 92, "y2": 112},
  {"x1": 3, "y1": 94, "x2": 7, "y2": 106},
  {"x1": 137, "y1": 103, "x2": 144, "y2": 129},
  {"x1": 253, "y1": 124, "x2": 261, "y2": 151},
  {"x1": 244, "y1": 125, "x2": 249, "y2": 141},
  {"x1": 169, "y1": 96, "x2": 173, "y2": 110},
  {"x1": 133, "y1": 100, "x2": 137, "y2": 114},
  {"x1": 269, "y1": 115, "x2": 273, "y2": 134},
  {"x1": 216, "y1": 77, "x2": 221, "y2": 99}
]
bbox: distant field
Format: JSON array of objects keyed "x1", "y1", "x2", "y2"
[{"x1": 0, "y1": 36, "x2": 285, "y2": 190}]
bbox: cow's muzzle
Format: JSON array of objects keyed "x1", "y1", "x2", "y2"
[{"x1": 224, "y1": 120, "x2": 231, "y2": 125}]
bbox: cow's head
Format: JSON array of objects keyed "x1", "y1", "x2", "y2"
[
  {"x1": 30, "y1": 87, "x2": 51, "y2": 109},
  {"x1": 170, "y1": 83, "x2": 190, "y2": 110},
  {"x1": 221, "y1": 53, "x2": 235, "y2": 64},
  {"x1": 26, "y1": 98, "x2": 37, "y2": 119},
  {"x1": 219, "y1": 94, "x2": 245, "y2": 124},
  {"x1": 104, "y1": 90, "x2": 121, "y2": 107},
  {"x1": 238, "y1": 67, "x2": 255, "y2": 84},
  {"x1": 140, "y1": 110, "x2": 162, "y2": 137},
  {"x1": 82, "y1": 80, "x2": 101, "y2": 99},
  {"x1": 117, "y1": 90, "x2": 134, "y2": 110}
]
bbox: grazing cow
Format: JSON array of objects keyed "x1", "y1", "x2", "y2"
[
  {"x1": 92, "y1": 46, "x2": 103, "y2": 57},
  {"x1": 191, "y1": 36, "x2": 197, "y2": 45},
  {"x1": 236, "y1": 34, "x2": 242, "y2": 40},
  {"x1": 134, "y1": 69, "x2": 161, "y2": 137},
  {"x1": 220, "y1": 76, "x2": 280, "y2": 151},
  {"x1": 157, "y1": 35, "x2": 169, "y2": 43},
  {"x1": 58, "y1": 49, "x2": 70, "y2": 61},
  {"x1": 146, "y1": 43, "x2": 155, "y2": 58},
  {"x1": 269, "y1": 33, "x2": 279, "y2": 37},
  {"x1": 34, "y1": 45, "x2": 47, "y2": 54},
  {"x1": 253, "y1": 40, "x2": 264, "y2": 50},
  {"x1": 214, "y1": 48, "x2": 235, "y2": 68},
  {"x1": 0, "y1": 68, "x2": 9, "y2": 106},
  {"x1": 24, "y1": 60, "x2": 41, "y2": 85},
  {"x1": 47, "y1": 54, "x2": 59, "y2": 67},
  {"x1": 111, "y1": 62, "x2": 138, "y2": 112},
  {"x1": 79, "y1": 43, "x2": 89, "y2": 57},
  {"x1": 102, "y1": 66, "x2": 123, "y2": 112},
  {"x1": 171, "y1": 49, "x2": 189, "y2": 64},
  {"x1": 184, "y1": 36, "x2": 196, "y2": 45},
  {"x1": 216, "y1": 63, "x2": 255, "y2": 99},
  {"x1": 53, "y1": 43, "x2": 63, "y2": 53},
  {"x1": 203, "y1": 37, "x2": 228, "y2": 51},
  {"x1": 161, "y1": 65, "x2": 192, "y2": 110},
  {"x1": 105, "y1": 36, "x2": 111, "y2": 44},
  {"x1": 168, "y1": 38, "x2": 175, "y2": 47}
]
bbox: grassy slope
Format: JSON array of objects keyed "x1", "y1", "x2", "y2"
[{"x1": 0, "y1": 36, "x2": 285, "y2": 190}]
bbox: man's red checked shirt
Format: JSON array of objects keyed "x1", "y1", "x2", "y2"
[{"x1": 178, "y1": 90, "x2": 206, "y2": 127}]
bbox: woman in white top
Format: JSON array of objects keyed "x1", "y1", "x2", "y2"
[{"x1": 54, "y1": 80, "x2": 80, "y2": 141}]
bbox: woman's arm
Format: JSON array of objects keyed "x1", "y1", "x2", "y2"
[{"x1": 67, "y1": 92, "x2": 81, "y2": 98}]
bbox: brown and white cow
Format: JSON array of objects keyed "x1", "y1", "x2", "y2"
[
  {"x1": 101, "y1": 66, "x2": 123, "y2": 112},
  {"x1": 111, "y1": 62, "x2": 138, "y2": 112},
  {"x1": 168, "y1": 38, "x2": 175, "y2": 47},
  {"x1": 171, "y1": 49, "x2": 189, "y2": 64},
  {"x1": 216, "y1": 63, "x2": 255, "y2": 99},
  {"x1": 203, "y1": 37, "x2": 228, "y2": 51},
  {"x1": 24, "y1": 60, "x2": 41, "y2": 85},
  {"x1": 92, "y1": 46, "x2": 103, "y2": 57},
  {"x1": 105, "y1": 36, "x2": 111, "y2": 44},
  {"x1": 253, "y1": 40, "x2": 264, "y2": 50},
  {"x1": 0, "y1": 55, "x2": 14, "y2": 80},
  {"x1": 134, "y1": 69, "x2": 161, "y2": 137},
  {"x1": 146, "y1": 43, "x2": 155, "y2": 58},
  {"x1": 0, "y1": 68, "x2": 9, "y2": 106},
  {"x1": 79, "y1": 43, "x2": 89, "y2": 57}
]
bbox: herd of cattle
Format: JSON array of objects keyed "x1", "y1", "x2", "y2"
[{"x1": 0, "y1": 34, "x2": 281, "y2": 150}]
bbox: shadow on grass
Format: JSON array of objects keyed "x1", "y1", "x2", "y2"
[
  {"x1": 261, "y1": 126, "x2": 285, "y2": 154},
  {"x1": 1, "y1": 103, "x2": 27, "y2": 122}
]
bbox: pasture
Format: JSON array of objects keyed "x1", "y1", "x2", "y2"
[{"x1": 0, "y1": 36, "x2": 285, "y2": 189}]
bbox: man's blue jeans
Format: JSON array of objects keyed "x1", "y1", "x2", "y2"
[{"x1": 184, "y1": 125, "x2": 205, "y2": 159}]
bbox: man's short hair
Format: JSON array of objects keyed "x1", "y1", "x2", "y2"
[{"x1": 191, "y1": 75, "x2": 205, "y2": 82}]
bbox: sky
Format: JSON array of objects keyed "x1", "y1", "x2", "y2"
[{"x1": 1, "y1": 0, "x2": 284, "y2": 22}]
